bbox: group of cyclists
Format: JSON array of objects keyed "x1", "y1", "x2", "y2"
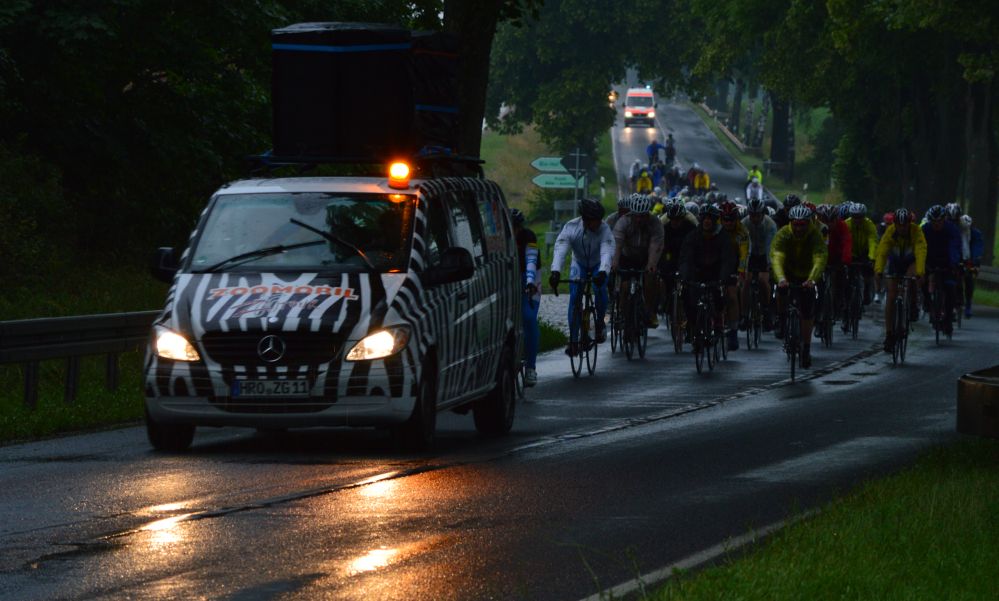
[{"x1": 510, "y1": 161, "x2": 986, "y2": 385}]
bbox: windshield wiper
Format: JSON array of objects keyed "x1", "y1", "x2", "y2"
[
  {"x1": 195, "y1": 239, "x2": 324, "y2": 273},
  {"x1": 289, "y1": 219, "x2": 375, "y2": 270}
]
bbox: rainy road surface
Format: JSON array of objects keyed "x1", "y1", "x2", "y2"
[
  {"x1": 0, "y1": 96, "x2": 989, "y2": 599},
  {"x1": 1, "y1": 305, "x2": 989, "y2": 600}
]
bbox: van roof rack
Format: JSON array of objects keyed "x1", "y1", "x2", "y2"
[{"x1": 246, "y1": 149, "x2": 484, "y2": 179}]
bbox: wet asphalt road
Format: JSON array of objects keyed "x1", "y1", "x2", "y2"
[
  {"x1": 1, "y1": 306, "x2": 990, "y2": 600},
  {"x1": 0, "y1": 98, "x2": 991, "y2": 599}
]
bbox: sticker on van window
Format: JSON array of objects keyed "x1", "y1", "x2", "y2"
[{"x1": 207, "y1": 285, "x2": 358, "y2": 301}]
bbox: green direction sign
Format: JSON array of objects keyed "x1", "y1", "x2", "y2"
[
  {"x1": 530, "y1": 156, "x2": 568, "y2": 172},
  {"x1": 532, "y1": 173, "x2": 584, "y2": 188}
]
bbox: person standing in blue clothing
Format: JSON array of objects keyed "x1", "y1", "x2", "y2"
[
  {"x1": 646, "y1": 138, "x2": 666, "y2": 166},
  {"x1": 511, "y1": 209, "x2": 540, "y2": 386},
  {"x1": 549, "y1": 199, "x2": 615, "y2": 355},
  {"x1": 959, "y1": 214, "x2": 984, "y2": 318},
  {"x1": 921, "y1": 204, "x2": 962, "y2": 334}
]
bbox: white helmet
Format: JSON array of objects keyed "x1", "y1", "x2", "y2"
[
  {"x1": 961, "y1": 214, "x2": 973, "y2": 227},
  {"x1": 630, "y1": 194, "x2": 654, "y2": 215},
  {"x1": 617, "y1": 195, "x2": 631, "y2": 209}
]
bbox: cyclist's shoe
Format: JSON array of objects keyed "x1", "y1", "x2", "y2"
[
  {"x1": 813, "y1": 325, "x2": 823, "y2": 339},
  {"x1": 965, "y1": 306, "x2": 973, "y2": 319},
  {"x1": 595, "y1": 322, "x2": 607, "y2": 343},
  {"x1": 763, "y1": 315, "x2": 774, "y2": 332},
  {"x1": 841, "y1": 320, "x2": 850, "y2": 334},
  {"x1": 801, "y1": 348, "x2": 812, "y2": 369},
  {"x1": 565, "y1": 342, "x2": 580, "y2": 357},
  {"x1": 525, "y1": 368, "x2": 537, "y2": 387},
  {"x1": 738, "y1": 316, "x2": 749, "y2": 331},
  {"x1": 648, "y1": 315, "x2": 659, "y2": 328},
  {"x1": 727, "y1": 329, "x2": 739, "y2": 351},
  {"x1": 774, "y1": 324, "x2": 785, "y2": 340},
  {"x1": 873, "y1": 292, "x2": 882, "y2": 304},
  {"x1": 882, "y1": 334, "x2": 894, "y2": 353}
]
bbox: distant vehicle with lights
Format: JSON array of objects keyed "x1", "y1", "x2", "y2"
[
  {"x1": 145, "y1": 158, "x2": 521, "y2": 451},
  {"x1": 623, "y1": 87, "x2": 657, "y2": 127}
]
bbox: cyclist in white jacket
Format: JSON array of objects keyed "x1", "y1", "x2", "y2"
[{"x1": 550, "y1": 198, "x2": 615, "y2": 353}]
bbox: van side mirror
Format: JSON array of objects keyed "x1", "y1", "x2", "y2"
[
  {"x1": 424, "y1": 247, "x2": 474, "y2": 286},
  {"x1": 152, "y1": 247, "x2": 179, "y2": 283}
]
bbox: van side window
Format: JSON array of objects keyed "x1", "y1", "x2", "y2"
[
  {"x1": 477, "y1": 191, "x2": 507, "y2": 254},
  {"x1": 447, "y1": 191, "x2": 485, "y2": 262},
  {"x1": 424, "y1": 197, "x2": 451, "y2": 267}
]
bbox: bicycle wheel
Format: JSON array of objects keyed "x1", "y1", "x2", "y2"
[
  {"x1": 584, "y1": 308, "x2": 598, "y2": 375},
  {"x1": 694, "y1": 310, "x2": 706, "y2": 374},
  {"x1": 635, "y1": 296, "x2": 648, "y2": 359},
  {"x1": 892, "y1": 297, "x2": 904, "y2": 365},
  {"x1": 787, "y1": 309, "x2": 800, "y2": 381},
  {"x1": 609, "y1": 295, "x2": 620, "y2": 353},
  {"x1": 671, "y1": 289, "x2": 684, "y2": 354},
  {"x1": 850, "y1": 284, "x2": 861, "y2": 340},
  {"x1": 570, "y1": 301, "x2": 584, "y2": 376},
  {"x1": 623, "y1": 297, "x2": 634, "y2": 360},
  {"x1": 719, "y1": 326, "x2": 728, "y2": 361},
  {"x1": 514, "y1": 361, "x2": 525, "y2": 399}
]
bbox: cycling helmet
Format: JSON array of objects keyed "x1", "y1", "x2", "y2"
[
  {"x1": 700, "y1": 203, "x2": 721, "y2": 221},
  {"x1": 925, "y1": 204, "x2": 946, "y2": 221},
  {"x1": 719, "y1": 201, "x2": 740, "y2": 222},
  {"x1": 783, "y1": 194, "x2": 801, "y2": 209},
  {"x1": 883, "y1": 212, "x2": 895, "y2": 225},
  {"x1": 578, "y1": 198, "x2": 605, "y2": 220},
  {"x1": 945, "y1": 202, "x2": 962, "y2": 220},
  {"x1": 653, "y1": 186, "x2": 662, "y2": 195},
  {"x1": 510, "y1": 208, "x2": 526, "y2": 226},
  {"x1": 685, "y1": 201, "x2": 700, "y2": 214},
  {"x1": 766, "y1": 206, "x2": 776, "y2": 216},
  {"x1": 664, "y1": 201, "x2": 687, "y2": 219},
  {"x1": 849, "y1": 202, "x2": 867, "y2": 218},
  {"x1": 617, "y1": 195, "x2": 631, "y2": 209},
  {"x1": 837, "y1": 203, "x2": 851, "y2": 220},
  {"x1": 630, "y1": 194, "x2": 654, "y2": 215},
  {"x1": 815, "y1": 204, "x2": 832, "y2": 221},
  {"x1": 747, "y1": 197, "x2": 766, "y2": 214},
  {"x1": 788, "y1": 204, "x2": 813, "y2": 222},
  {"x1": 803, "y1": 202, "x2": 817, "y2": 214},
  {"x1": 893, "y1": 207, "x2": 911, "y2": 225},
  {"x1": 628, "y1": 192, "x2": 645, "y2": 207},
  {"x1": 961, "y1": 214, "x2": 973, "y2": 227}
]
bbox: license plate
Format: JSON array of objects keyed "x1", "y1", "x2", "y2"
[{"x1": 232, "y1": 379, "x2": 310, "y2": 397}]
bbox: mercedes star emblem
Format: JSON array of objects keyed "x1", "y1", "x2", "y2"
[{"x1": 257, "y1": 334, "x2": 286, "y2": 363}]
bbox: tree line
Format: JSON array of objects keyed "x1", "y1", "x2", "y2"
[{"x1": 486, "y1": 0, "x2": 999, "y2": 261}]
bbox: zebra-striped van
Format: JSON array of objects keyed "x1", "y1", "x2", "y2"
[{"x1": 144, "y1": 171, "x2": 521, "y2": 451}]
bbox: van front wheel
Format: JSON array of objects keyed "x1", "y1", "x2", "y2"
[
  {"x1": 145, "y1": 407, "x2": 195, "y2": 452},
  {"x1": 393, "y1": 368, "x2": 437, "y2": 450},
  {"x1": 474, "y1": 348, "x2": 516, "y2": 436}
]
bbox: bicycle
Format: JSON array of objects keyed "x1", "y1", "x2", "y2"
[
  {"x1": 886, "y1": 275, "x2": 917, "y2": 365},
  {"x1": 608, "y1": 274, "x2": 622, "y2": 353},
  {"x1": 617, "y1": 269, "x2": 649, "y2": 360},
  {"x1": 845, "y1": 261, "x2": 867, "y2": 341},
  {"x1": 953, "y1": 263, "x2": 965, "y2": 329},
  {"x1": 561, "y1": 276, "x2": 599, "y2": 377},
  {"x1": 815, "y1": 267, "x2": 838, "y2": 349},
  {"x1": 690, "y1": 281, "x2": 724, "y2": 374},
  {"x1": 780, "y1": 283, "x2": 812, "y2": 382},
  {"x1": 745, "y1": 269, "x2": 765, "y2": 350},
  {"x1": 926, "y1": 267, "x2": 953, "y2": 345},
  {"x1": 669, "y1": 273, "x2": 685, "y2": 354}
]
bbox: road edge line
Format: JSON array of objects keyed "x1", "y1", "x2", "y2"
[{"x1": 578, "y1": 508, "x2": 821, "y2": 601}]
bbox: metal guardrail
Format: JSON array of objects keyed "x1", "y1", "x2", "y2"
[
  {"x1": 0, "y1": 311, "x2": 158, "y2": 408},
  {"x1": 978, "y1": 266, "x2": 999, "y2": 287}
]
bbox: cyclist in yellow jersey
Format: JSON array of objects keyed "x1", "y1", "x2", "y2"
[
  {"x1": 771, "y1": 204, "x2": 828, "y2": 368},
  {"x1": 874, "y1": 207, "x2": 927, "y2": 352},
  {"x1": 845, "y1": 202, "x2": 879, "y2": 304}
]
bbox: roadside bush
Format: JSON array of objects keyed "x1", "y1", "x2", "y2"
[{"x1": 0, "y1": 144, "x2": 67, "y2": 281}]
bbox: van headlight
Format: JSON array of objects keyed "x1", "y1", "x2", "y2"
[
  {"x1": 648, "y1": 111, "x2": 655, "y2": 118},
  {"x1": 625, "y1": 111, "x2": 633, "y2": 117},
  {"x1": 346, "y1": 326, "x2": 410, "y2": 361},
  {"x1": 154, "y1": 328, "x2": 200, "y2": 362}
]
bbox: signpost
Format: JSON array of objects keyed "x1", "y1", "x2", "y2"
[
  {"x1": 530, "y1": 157, "x2": 567, "y2": 173},
  {"x1": 532, "y1": 173, "x2": 584, "y2": 189}
]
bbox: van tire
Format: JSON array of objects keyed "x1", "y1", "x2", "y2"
[
  {"x1": 474, "y1": 347, "x2": 516, "y2": 436},
  {"x1": 393, "y1": 366, "x2": 437, "y2": 450},
  {"x1": 145, "y1": 407, "x2": 195, "y2": 452}
]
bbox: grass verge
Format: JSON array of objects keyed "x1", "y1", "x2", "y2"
[
  {"x1": 539, "y1": 320, "x2": 567, "y2": 352},
  {"x1": 647, "y1": 437, "x2": 999, "y2": 600},
  {"x1": 973, "y1": 286, "x2": 999, "y2": 308},
  {"x1": 481, "y1": 126, "x2": 551, "y2": 212}
]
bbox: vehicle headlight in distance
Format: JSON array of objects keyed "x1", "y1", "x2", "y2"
[
  {"x1": 648, "y1": 111, "x2": 655, "y2": 118},
  {"x1": 624, "y1": 111, "x2": 633, "y2": 117},
  {"x1": 346, "y1": 326, "x2": 411, "y2": 361},
  {"x1": 155, "y1": 328, "x2": 200, "y2": 361}
]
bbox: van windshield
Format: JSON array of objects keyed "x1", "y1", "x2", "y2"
[
  {"x1": 189, "y1": 192, "x2": 415, "y2": 273},
  {"x1": 626, "y1": 95, "x2": 654, "y2": 108}
]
